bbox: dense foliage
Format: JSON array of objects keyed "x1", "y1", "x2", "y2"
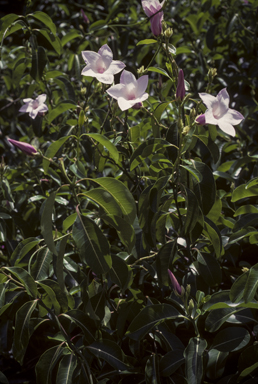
[{"x1": 0, "y1": 0, "x2": 258, "y2": 383}]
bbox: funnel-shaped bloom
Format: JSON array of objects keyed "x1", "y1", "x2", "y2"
[
  {"x1": 8, "y1": 139, "x2": 38, "y2": 156},
  {"x1": 19, "y1": 94, "x2": 48, "y2": 119},
  {"x1": 81, "y1": 44, "x2": 125, "y2": 85},
  {"x1": 142, "y1": 0, "x2": 165, "y2": 36},
  {"x1": 168, "y1": 269, "x2": 182, "y2": 295},
  {"x1": 80, "y1": 9, "x2": 89, "y2": 23},
  {"x1": 107, "y1": 70, "x2": 149, "y2": 111},
  {"x1": 176, "y1": 69, "x2": 185, "y2": 100},
  {"x1": 197, "y1": 88, "x2": 244, "y2": 136}
]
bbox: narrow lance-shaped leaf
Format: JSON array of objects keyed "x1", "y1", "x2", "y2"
[
  {"x1": 40, "y1": 192, "x2": 57, "y2": 256},
  {"x1": 87, "y1": 340, "x2": 131, "y2": 371},
  {"x1": 31, "y1": 247, "x2": 52, "y2": 281},
  {"x1": 243, "y1": 263, "x2": 258, "y2": 303},
  {"x1": 13, "y1": 300, "x2": 38, "y2": 365},
  {"x1": 72, "y1": 206, "x2": 112, "y2": 274},
  {"x1": 3, "y1": 266, "x2": 38, "y2": 298},
  {"x1": 35, "y1": 345, "x2": 66, "y2": 384},
  {"x1": 56, "y1": 353, "x2": 77, "y2": 384},
  {"x1": 84, "y1": 133, "x2": 119, "y2": 163},
  {"x1": 126, "y1": 304, "x2": 181, "y2": 340},
  {"x1": 211, "y1": 327, "x2": 250, "y2": 352}
]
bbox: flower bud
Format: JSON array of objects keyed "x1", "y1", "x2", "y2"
[
  {"x1": 132, "y1": 102, "x2": 143, "y2": 109},
  {"x1": 168, "y1": 269, "x2": 182, "y2": 295},
  {"x1": 182, "y1": 126, "x2": 190, "y2": 135},
  {"x1": 208, "y1": 67, "x2": 217, "y2": 82},
  {"x1": 81, "y1": 87, "x2": 87, "y2": 95},
  {"x1": 80, "y1": 9, "x2": 90, "y2": 24},
  {"x1": 137, "y1": 66, "x2": 146, "y2": 75},
  {"x1": 188, "y1": 299, "x2": 195, "y2": 315},
  {"x1": 8, "y1": 139, "x2": 38, "y2": 156},
  {"x1": 196, "y1": 114, "x2": 206, "y2": 125},
  {"x1": 164, "y1": 27, "x2": 173, "y2": 38},
  {"x1": 176, "y1": 69, "x2": 185, "y2": 101}
]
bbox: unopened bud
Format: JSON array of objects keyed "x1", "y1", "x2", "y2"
[
  {"x1": 242, "y1": 267, "x2": 249, "y2": 273},
  {"x1": 177, "y1": 118, "x2": 183, "y2": 130},
  {"x1": 137, "y1": 66, "x2": 146, "y2": 75},
  {"x1": 78, "y1": 109, "x2": 85, "y2": 128},
  {"x1": 208, "y1": 67, "x2": 217, "y2": 82},
  {"x1": 186, "y1": 284, "x2": 191, "y2": 296},
  {"x1": 188, "y1": 299, "x2": 195, "y2": 315},
  {"x1": 161, "y1": 20, "x2": 167, "y2": 34},
  {"x1": 182, "y1": 126, "x2": 190, "y2": 135},
  {"x1": 190, "y1": 108, "x2": 196, "y2": 123},
  {"x1": 81, "y1": 87, "x2": 87, "y2": 95},
  {"x1": 164, "y1": 27, "x2": 173, "y2": 38}
]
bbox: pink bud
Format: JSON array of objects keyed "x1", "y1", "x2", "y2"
[
  {"x1": 176, "y1": 69, "x2": 185, "y2": 100},
  {"x1": 168, "y1": 269, "x2": 182, "y2": 295},
  {"x1": 80, "y1": 9, "x2": 90, "y2": 24},
  {"x1": 132, "y1": 102, "x2": 143, "y2": 109},
  {"x1": 8, "y1": 139, "x2": 38, "y2": 156},
  {"x1": 196, "y1": 114, "x2": 206, "y2": 125}
]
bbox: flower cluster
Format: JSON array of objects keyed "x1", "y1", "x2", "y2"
[{"x1": 81, "y1": 44, "x2": 149, "y2": 111}]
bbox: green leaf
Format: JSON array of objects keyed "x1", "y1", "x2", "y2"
[
  {"x1": 205, "y1": 307, "x2": 242, "y2": 332},
  {"x1": 56, "y1": 236, "x2": 67, "y2": 294},
  {"x1": 61, "y1": 30, "x2": 82, "y2": 46},
  {"x1": 29, "y1": 11, "x2": 57, "y2": 35},
  {"x1": 211, "y1": 327, "x2": 250, "y2": 352},
  {"x1": 43, "y1": 136, "x2": 70, "y2": 173},
  {"x1": 62, "y1": 213, "x2": 77, "y2": 232},
  {"x1": 145, "y1": 355, "x2": 161, "y2": 384},
  {"x1": 56, "y1": 353, "x2": 77, "y2": 384},
  {"x1": 84, "y1": 133, "x2": 119, "y2": 163},
  {"x1": 38, "y1": 281, "x2": 61, "y2": 315},
  {"x1": 126, "y1": 304, "x2": 181, "y2": 340},
  {"x1": 12, "y1": 300, "x2": 38, "y2": 364},
  {"x1": 41, "y1": 192, "x2": 57, "y2": 256},
  {"x1": 206, "y1": 349, "x2": 228, "y2": 380},
  {"x1": 31, "y1": 247, "x2": 52, "y2": 280},
  {"x1": 40, "y1": 279, "x2": 68, "y2": 313},
  {"x1": 192, "y1": 161, "x2": 216, "y2": 215},
  {"x1": 10, "y1": 237, "x2": 41, "y2": 266},
  {"x1": 231, "y1": 184, "x2": 258, "y2": 202},
  {"x1": 37, "y1": 29, "x2": 62, "y2": 55},
  {"x1": 234, "y1": 205, "x2": 258, "y2": 216},
  {"x1": 48, "y1": 102, "x2": 77, "y2": 124},
  {"x1": 102, "y1": 214, "x2": 135, "y2": 252},
  {"x1": 180, "y1": 164, "x2": 202, "y2": 182},
  {"x1": 184, "y1": 337, "x2": 207, "y2": 384},
  {"x1": 35, "y1": 345, "x2": 66, "y2": 384},
  {"x1": 72, "y1": 208, "x2": 112, "y2": 274},
  {"x1": 156, "y1": 241, "x2": 176, "y2": 286},
  {"x1": 137, "y1": 39, "x2": 157, "y2": 45},
  {"x1": 148, "y1": 66, "x2": 170, "y2": 78},
  {"x1": 3, "y1": 267, "x2": 38, "y2": 298},
  {"x1": 91, "y1": 178, "x2": 136, "y2": 225},
  {"x1": 243, "y1": 263, "x2": 258, "y2": 303},
  {"x1": 59, "y1": 310, "x2": 95, "y2": 344},
  {"x1": 108, "y1": 254, "x2": 133, "y2": 292},
  {"x1": 230, "y1": 272, "x2": 249, "y2": 303},
  {"x1": 31, "y1": 45, "x2": 47, "y2": 81},
  {"x1": 81, "y1": 188, "x2": 123, "y2": 218},
  {"x1": 160, "y1": 350, "x2": 185, "y2": 376},
  {"x1": 87, "y1": 340, "x2": 131, "y2": 371},
  {"x1": 0, "y1": 14, "x2": 21, "y2": 41},
  {"x1": 203, "y1": 217, "x2": 222, "y2": 259},
  {"x1": 53, "y1": 76, "x2": 76, "y2": 101}
]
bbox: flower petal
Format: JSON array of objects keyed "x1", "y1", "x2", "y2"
[
  {"x1": 142, "y1": 0, "x2": 163, "y2": 16},
  {"x1": 135, "y1": 75, "x2": 148, "y2": 97},
  {"x1": 106, "y1": 84, "x2": 125, "y2": 100},
  {"x1": 19, "y1": 104, "x2": 32, "y2": 112},
  {"x1": 23, "y1": 98, "x2": 33, "y2": 103},
  {"x1": 134, "y1": 93, "x2": 149, "y2": 104},
  {"x1": 217, "y1": 88, "x2": 229, "y2": 109},
  {"x1": 218, "y1": 120, "x2": 236, "y2": 136},
  {"x1": 95, "y1": 73, "x2": 114, "y2": 84},
  {"x1": 196, "y1": 114, "x2": 206, "y2": 125},
  {"x1": 223, "y1": 108, "x2": 244, "y2": 125},
  {"x1": 199, "y1": 93, "x2": 217, "y2": 109},
  {"x1": 29, "y1": 109, "x2": 39, "y2": 119},
  {"x1": 37, "y1": 104, "x2": 48, "y2": 113},
  {"x1": 150, "y1": 11, "x2": 163, "y2": 36},
  {"x1": 36, "y1": 94, "x2": 47, "y2": 104},
  {"x1": 81, "y1": 65, "x2": 99, "y2": 77},
  {"x1": 117, "y1": 97, "x2": 136, "y2": 111},
  {"x1": 120, "y1": 70, "x2": 137, "y2": 86},
  {"x1": 81, "y1": 51, "x2": 100, "y2": 65},
  {"x1": 204, "y1": 109, "x2": 219, "y2": 125},
  {"x1": 106, "y1": 60, "x2": 126, "y2": 76}
]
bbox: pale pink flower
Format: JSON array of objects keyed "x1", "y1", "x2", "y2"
[
  {"x1": 142, "y1": 0, "x2": 165, "y2": 36},
  {"x1": 8, "y1": 139, "x2": 38, "y2": 156},
  {"x1": 106, "y1": 70, "x2": 149, "y2": 111},
  {"x1": 81, "y1": 44, "x2": 125, "y2": 85},
  {"x1": 19, "y1": 94, "x2": 48, "y2": 119},
  {"x1": 196, "y1": 88, "x2": 244, "y2": 136},
  {"x1": 168, "y1": 269, "x2": 182, "y2": 295},
  {"x1": 176, "y1": 69, "x2": 185, "y2": 100}
]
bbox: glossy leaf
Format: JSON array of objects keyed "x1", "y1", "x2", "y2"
[
  {"x1": 126, "y1": 304, "x2": 181, "y2": 340},
  {"x1": 205, "y1": 307, "x2": 243, "y2": 332},
  {"x1": 160, "y1": 350, "x2": 185, "y2": 377},
  {"x1": 87, "y1": 340, "x2": 131, "y2": 371},
  {"x1": 196, "y1": 252, "x2": 222, "y2": 287},
  {"x1": 184, "y1": 337, "x2": 207, "y2": 384},
  {"x1": 48, "y1": 102, "x2": 77, "y2": 123},
  {"x1": 43, "y1": 136, "x2": 70, "y2": 174},
  {"x1": 31, "y1": 247, "x2": 52, "y2": 281},
  {"x1": 13, "y1": 300, "x2": 38, "y2": 364},
  {"x1": 40, "y1": 192, "x2": 57, "y2": 256},
  {"x1": 56, "y1": 353, "x2": 77, "y2": 384},
  {"x1": 211, "y1": 327, "x2": 250, "y2": 352},
  {"x1": 206, "y1": 349, "x2": 228, "y2": 380},
  {"x1": 37, "y1": 29, "x2": 62, "y2": 55},
  {"x1": 35, "y1": 345, "x2": 66, "y2": 384},
  {"x1": 72, "y1": 208, "x2": 112, "y2": 274},
  {"x1": 3, "y1": 266, "x2": 38, "y2": 298},
  {"x1": 29, "y1": 11, "x2": 57, "y2": 35},
  {"x1": 84, "y1": 133, "x2": 119, "y2": 163},
  {"x1": 108, "y1": 254, "x2": 133, "y2": 292}
]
